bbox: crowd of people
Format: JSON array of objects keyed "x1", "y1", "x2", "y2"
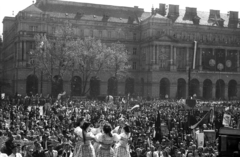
[{"x1": 0, "y1": 94, "x2": 239, "y2": 157}]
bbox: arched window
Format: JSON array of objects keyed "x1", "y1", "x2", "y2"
[
  {"x1": 71, "y1": 76, "x2": 82, "y2": 96},
  {"x1": 159, "y1": 78, "x2": 170, "y2": 99},
  {"x1": 26, "y1": 74, "x2": 38, "y2": 96},
  {"x1": 107, "y1": 77, "x2": 118, "y2": 96}
]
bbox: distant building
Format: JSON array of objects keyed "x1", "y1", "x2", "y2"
[{"x1": 1, "y1": 0, "x2": 240, "y2": 100}]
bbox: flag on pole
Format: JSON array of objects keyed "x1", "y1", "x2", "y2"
[
  {"x1": 192, "y1": 41, "x2": 198, "y2": 69},
  {"x1": 154, "y1": 111, "x2": 162, "y2": 142},
  {"x1": 190, "y1": 109, "x2": 212, "y2": 129}
]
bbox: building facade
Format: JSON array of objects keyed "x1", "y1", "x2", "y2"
[{"x1": 1, "y1": 0, "x2": 240, "y2": 100}]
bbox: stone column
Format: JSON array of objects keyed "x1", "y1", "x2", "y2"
[
  {"x1": 186, "y1": 47, "x2": 190, "y2": 71},
  {"x1": 199, "y1": 48, "x2": 203, "y2": 71},
  {"x1": 225, "y1": 84, "x2": 228, "y2": 100},
  {"x1": 170, "y1": 82, "x2": 177, "y2": 99},
  {"x1": 199, "y1": 82, "x2": 203, "y2": 97},
  {"x1": 173, "y1": 47, "x2": 177, "y2": 65},
  {"x1": 170, "y1": 45, "x2": 173, "y2": 65},
  {"x1": 24, "y1": 41, "x2": 27, "y2": 60},
  {"x1": 212, "y1": 84, "x2": 216, "y2": 100}
]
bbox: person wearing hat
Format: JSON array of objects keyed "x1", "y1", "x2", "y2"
[
  {"x1": 146, "y1": 145, "x2": 159, "y2": 157},
  {"x1": 9, "y1": 143, "x2": 22, "y2": 157}
]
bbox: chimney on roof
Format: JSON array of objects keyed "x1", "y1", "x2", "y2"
[
  {"x1": 128, "y1": 16, "x2": 135, "y2": 24},
  {"x1": 183, "y1": 7, "x2": 200, "y2": 25},
  {"x1": 151, "y1": 6, "x2": 155, "y2": 15},
  {"x1": 102, "y1": 14, "x2": 110, "y2": 22},
  {"x1": 228, "y1": 11, "x2": 238, "y2": 28},
  {"x1": 158, "y1": 3, "x2": 166, "y2": 16},
  {"x1": 167, "y1": 4, "x2": 179, "y2": 22},
  {"x1": 75, "y1": 12, "x2": 84, "y2": 20}
]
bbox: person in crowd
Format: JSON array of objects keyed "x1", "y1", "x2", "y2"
[
  {"x1": 77, "y1": 121, "x2": 95, "y2": 157},
  {"x1": 95, "y1": 123, "x2": 119, "y2": 157},
  {"x1": 115, "y1": 123, "x2": 131, "y2": 157},
  {"x1": 0, "y1": 144, "x2": 8, "y2": 157},
  {"x1": 44, "y1": 142, "x2": 58, "y2": 157},
  {"x1": 146, "y1": 145, "x2": 159, "y2": 157},
  {"x1": 9, "y1": 144, "x2": 22, "y2": 157},
  {"x1": 73, "y1": 117, "x2": 84, "y2": 157},
  {"x1": 32, "y1": 142, "x2": 44, "y2": 157}
]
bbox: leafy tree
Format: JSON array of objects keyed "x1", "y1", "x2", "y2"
[
  {"x1": 32, "y1": 21, "x2": 75, "y2": 97},
  {"x1": 108, "y1": 42, "x2": 131, "y2": 78},
  {"x1": 69, "y1": 37, "x2": 112, "y2": 96}
]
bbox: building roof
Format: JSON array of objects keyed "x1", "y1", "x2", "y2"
[
  {"x1": 176, "y1": 9, "x2": 229, "y2": 27},
  {"x1": 36, "y1": 0, "x2": 144, "y2": 24},
  {"x1": 22, "y1": 4, "x2": 43, "y2": 13},
  {"x1": 34, "y1": 0, "x2": 234, "y2": 27}
]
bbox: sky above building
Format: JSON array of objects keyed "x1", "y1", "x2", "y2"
[{"x1": 1, "y1": 0, "x2": 240, "y2": 36}]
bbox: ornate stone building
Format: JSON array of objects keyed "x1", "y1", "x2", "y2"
[{"x1": 1, "y1": 0, "x2": 240, "y2": 100}]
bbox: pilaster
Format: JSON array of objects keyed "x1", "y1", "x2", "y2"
[{"x1": 199, "y1": 48, "x2": 203, "y2": 71}]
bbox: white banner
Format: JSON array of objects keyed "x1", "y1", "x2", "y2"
[
  {"x1": 197, "y1": 133, "x2": 204, "y2": 147},
  {"x1": 222, "y1": 113, "x2": 231, "y2": 127}
]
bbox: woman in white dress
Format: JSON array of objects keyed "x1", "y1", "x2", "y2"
[
  {"x1": 96, "y1": 123, "x2": 119, "y2": 157},
  {"x1": 73, "y1": 121, "x2": 96, "y2": 157},
  {"x1": 115, "y1": 124, "x2": 131, "y2": 157},
  {"x1": 73, "y1": 117, "x2": 84, "y2": 157},
  {"x1": 91, "y1": 119, "x2": 105, "y2": 154}
]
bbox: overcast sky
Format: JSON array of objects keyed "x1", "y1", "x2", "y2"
[{"x1": 1, "y1": 0, "x2": 240, "y2": 36}]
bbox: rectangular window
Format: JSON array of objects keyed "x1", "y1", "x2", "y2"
[
  {"x1": 133, "y1": 48, "x2": 137, "y2": 55},
  {"x1": 133, "y1": 33, "x2": 137, "y2": 41},
  {"x1": 133, "y1": 62, "x2": 137, "y2": 70},
  {"x1": 29, "y1": 26, "x2": 38, "y2": 31},
  {"x1": 108, "y1": 31, "x2": 111, "y2": 38},
  {"x1": 90, "y1": 30, "x2": 93, "y2": 37}
]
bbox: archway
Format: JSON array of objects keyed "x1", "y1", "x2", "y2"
[
  {"x1": 26, "y1": 74, "x2": 38, "y2": 96},
  {"x1": 177, "y1": 78, "x2": 186, "y2": 99},
  {"x1": 203, "y1": 79, "x2": 212, "y2": 100},
  {"x1": 52, "y1": 75, "x2": 63, "y2": 98},
  {"x1": 190, "y1": 79, "x2": 200, "y2": 97},
  {"x1": 141, "y1": 78, "x2": 144, "y2": 97},
  {"x1": 216, "y1": 79, "x2": 225, "y2": 100},
  {"x1": 228, "y1": 80, "x2": 237, "y2": 100},
  {"x1": 107, "y1": 77, "x2": 118, "y2": 96},
  {"x1": 125, "y1": 78, "x2": 135, "y2": 96},
  {"x1": 90, "y1": 77, "x2": 100, "y2": 98},
  {"x1": 71, "y1": 76, "x2": 82, "y2": 96},
  {"x1": 159, "y1": 78, "x2": 170, "y2": 99}
]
